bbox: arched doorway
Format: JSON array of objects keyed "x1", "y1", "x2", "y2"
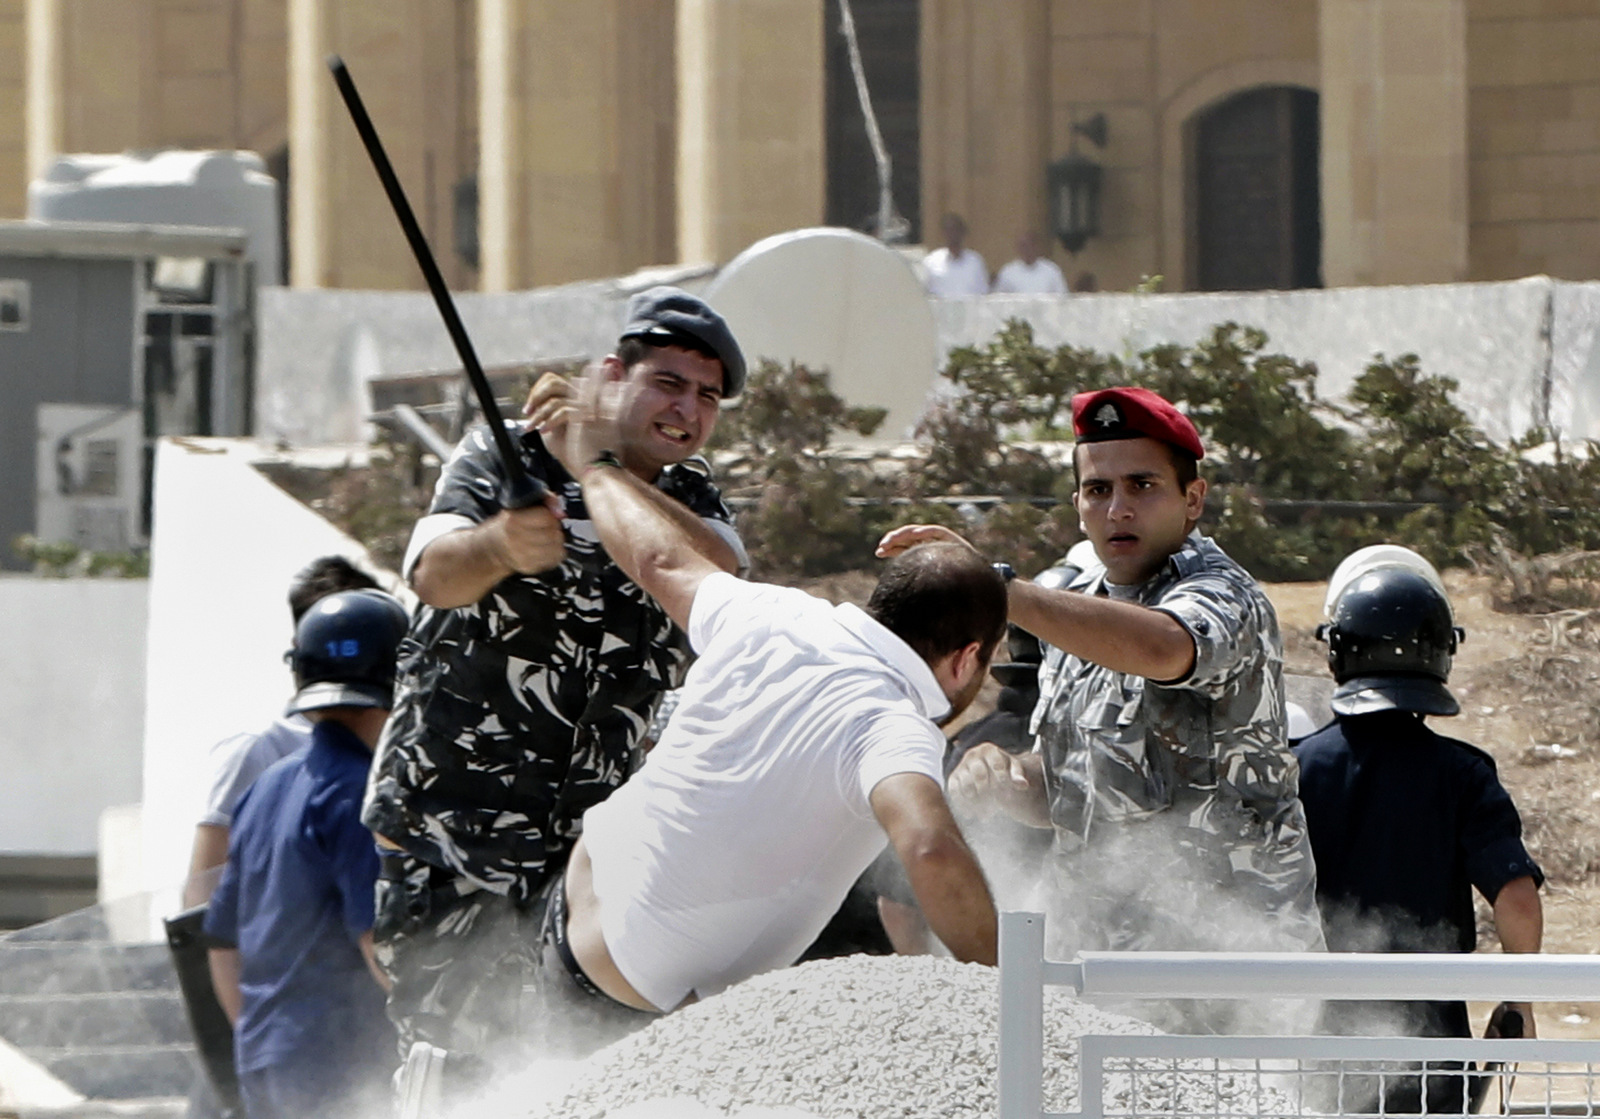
[{"x1": 1188, "y1": 86, "x2": 1320, "y2": 291}]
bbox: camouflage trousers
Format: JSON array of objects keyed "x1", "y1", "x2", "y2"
[
  {"x1": 372, "y1": 852, "x2": 545, "y2": 1065},
  {"x1": 372, "y1": 851, "x2": 650, "y2": 1069}
]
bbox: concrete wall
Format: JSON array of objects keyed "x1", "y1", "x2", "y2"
[
  {"x1": 258, "y1": 275, "x2": 1600, "y2": 449},
  {"x1": 933, "y1": 278, "x2": 1598, "y2": 444},
  {"x1": 0, "y1": 0, "x2": 23, "y2": 218},
  {"x1": 479, "y1": 0, "x2": 678, "y2": 291},
  {"x1": 137, "y1": 437, "x2": 400, "y2": 901},
  {"x1": 254, "y1": 275, "x2": 646, "y2": 445},
  {"x1": 0, "y1": 576, "x2": 146, "y2": 855},
  {"x1": 288, "y1": 0, "x2": 475, "y2": 291}
]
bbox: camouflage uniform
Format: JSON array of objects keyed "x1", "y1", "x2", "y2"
[
  {"x1": 1031, "y1": 531, "x2": 1325, "y2": 955},
  {"x1": 361, "y1": 422, "x2": 738, "y2": 1057}
]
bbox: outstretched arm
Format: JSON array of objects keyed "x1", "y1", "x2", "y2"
[
  {"x1": 876, "y1": 525, "x2": 1195, "y2": 681},
  {"x1": 870, "y1": 772, "x2": 997, "y2": 966},
  {"x1": 579, "y1": 462, "x2": 725, "y2": 631}
]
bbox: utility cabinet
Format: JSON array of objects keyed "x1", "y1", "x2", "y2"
[{"x1": 0, "y1": 221, "x2": 254, "y2": 568}]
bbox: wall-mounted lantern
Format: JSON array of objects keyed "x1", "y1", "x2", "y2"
[{"x1": 1048, "y1": 112, "x2": 1110, "y2": 255}]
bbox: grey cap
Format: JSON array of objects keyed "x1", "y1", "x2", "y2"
[
  {"x1": 1330, "y1": 674, "x2": 1460, "y2": 718},
  {"x1": 620, "y1": 286, "x2": 747, "y2": 399}
]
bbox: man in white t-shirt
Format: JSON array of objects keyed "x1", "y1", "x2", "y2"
[
  {"x1": 994, "y1": 231, "x2": 1069, "y2": 295},
  {"x1": 510, "y1": 380, "x2": 1006, "y2": 1046},
  {"x1": 183, "y1": 556, "x2": 381, "y2": 908},
  {"x1": 923, "y1": 212, "x2": 990, "y2": 297}
]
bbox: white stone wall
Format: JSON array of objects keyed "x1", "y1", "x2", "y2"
[
  {"x1": 137, "y1": 438, "x2": 402, "y2": 903},
  {"x1": 932, "y1": 278, "x2": 1589, "y2": 445},
  {"x1": 259, "y1": 276, "x2": 1600, "y2": 451},
  {"x1": 0, "y1": 576, "x2": 147, "y2": 855}
]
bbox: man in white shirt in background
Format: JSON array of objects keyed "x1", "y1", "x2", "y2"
[
  {"x1": 994, "y1": 231, "x2": 1069, "y2": 295},
  {"x1": 923, "y1": 212, "x2": 990, "y2": 297},
  {"x1": 184, "y1": 555, "x2": 381, "y2": 907}
]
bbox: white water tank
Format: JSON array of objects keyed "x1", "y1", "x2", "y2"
[{"x1": 30, "y1": 150, "x2": 280, "y2": 284}]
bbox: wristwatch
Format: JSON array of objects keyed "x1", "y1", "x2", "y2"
[
  {"x1": 992, "y1": 562, "x2": 1017, "y2": 583},
  {"x1": 589, "y1": 449, "x2": 623, "y2": 472}
]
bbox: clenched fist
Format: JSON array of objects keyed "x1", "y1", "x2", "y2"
[
  {"x1": 946, "y1": 742, "x2": 1050, "y2": 827},
  {"x1": 486, "y1": 501, "x2": 566, "y2": 575}
]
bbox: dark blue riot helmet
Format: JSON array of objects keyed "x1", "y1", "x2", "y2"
[
  {"x1": 1318, "y1": 560, "x2": 1465, "y2": 717},
  {"x1": 285, "y1": 589, "x2": 410, "y2": 714}
]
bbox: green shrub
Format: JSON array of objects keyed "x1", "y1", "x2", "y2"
[
  {"x1": 11, "y1": 535, "x2": 149, "y2": 578},
  {"x1": 300, "y1": 323, "x2": 1600, "y2": 596},
  {"x1": 711, "y1": 319, "x2": 1600, "y2": 585},
  {"x1": 708, "y1": 360, "x2": 890, "y2": 578}
]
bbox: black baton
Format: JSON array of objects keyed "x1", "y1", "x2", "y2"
[{"x1": 327, "y1": 54, "x2": 546, "y2": 509}]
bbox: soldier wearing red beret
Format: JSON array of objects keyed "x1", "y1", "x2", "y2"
[{"x1": 879, "y1": 386, "x2": 1325, "y2": 969}]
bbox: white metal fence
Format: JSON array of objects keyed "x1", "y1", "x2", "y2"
[{"x1": 998, "y1": 911, "x2": 1600, "y2": 1119}]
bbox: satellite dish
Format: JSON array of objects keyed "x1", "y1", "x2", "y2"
[{"x1": 705, "y1": 227, "x2": 939, "y2": 444}]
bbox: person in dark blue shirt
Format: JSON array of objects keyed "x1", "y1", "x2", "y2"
[
  {"x1": 204, "y1": 590, "x2": 410, "y2": 1119},
  {"x1": 1295, "y1": 549, "x2": 1543, "y2": 1113}
]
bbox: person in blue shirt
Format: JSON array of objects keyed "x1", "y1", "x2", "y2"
[
  {"x1": 1295, "y1": 548, "x2": 1543, "y2": 1113},
  {"x1": 204, "y1": 589, "x2": 410, "y2": 1119}
]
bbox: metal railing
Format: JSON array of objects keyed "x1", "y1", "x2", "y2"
[{"x1": 998, "y1": 911, "x2": 1600, "y2": 1119}]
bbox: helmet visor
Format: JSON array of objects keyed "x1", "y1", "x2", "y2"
[
  {"x1": 1330, "y1": 674, "x2": 1459, "y2": 717},
  {"x1": 287, "y1": 680, "x2": 392, "y2": 715}
]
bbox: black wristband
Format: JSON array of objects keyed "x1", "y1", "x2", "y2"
[{"x1": 589, "y1": 449, "x2": 623, "y2": 471}]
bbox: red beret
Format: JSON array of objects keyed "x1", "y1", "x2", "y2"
[{"x1": 1071, "y1": 386, "x2": 1204, "y2": 460}]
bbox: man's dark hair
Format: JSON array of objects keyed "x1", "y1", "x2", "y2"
[
  {"x1": 288, "y1": 556, "x2": 381, "y2": 622},
  {"x1": 616, "y1": 334, "x2": 721, "y2": 376},
  {"x1": 1072, "y1": 441, "x2": 1199, "y2": 490},
  {"x1": 867, "y1": 543, "x2": 1008, "y2": 666}
]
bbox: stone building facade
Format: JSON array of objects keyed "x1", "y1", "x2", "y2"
[{"x1": 6, "y1": 0, "x2": 1596, "y2": 292}]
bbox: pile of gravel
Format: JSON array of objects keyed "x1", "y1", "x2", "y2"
[{"x1": 519, "y1": 955, "x2": 1292, "y2": 1119}]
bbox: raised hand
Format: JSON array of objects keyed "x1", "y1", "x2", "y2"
[{"x1": 876, "y1": 523, "x2": 975, "y2": 559}]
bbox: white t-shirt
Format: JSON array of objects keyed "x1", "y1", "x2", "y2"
[
  {"x1": 923, "y1": 247, "x2": 990, "y2": 297},
  {"x1": 581, "y1": 573, "x2": 949, "y2": 1011},
  {"x1": 994, "y1": 257, "x2": 1068, "y2": 295},
  {"x1": 198, "y1": 714, "x2": 314, "y2": 827}
]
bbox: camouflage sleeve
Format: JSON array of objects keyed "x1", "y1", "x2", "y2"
[
  {"x1": 426, "y1": 423, "x2": 520, "y2": 523},
  {"x1": 1155, "y1": 572, "x2": 1323, "y2": 945},
  {"x1": 1150, "y1": 569, "x2": 1269, "y2": 697},
  {"x1": 657, "y1": 458, "x2": 746, "y2": 655}
]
